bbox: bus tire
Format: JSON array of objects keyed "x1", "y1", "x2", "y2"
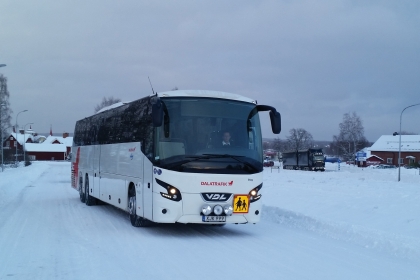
[
  {"x1": 128, "y1": 187, "x2": 151, "y2": 227},
  {"x1": 85, "y1": 176, "x2": 96, "y2": 206},
  {"x1": 79, "y1": 176, "x2": 85, "y2": 203}
]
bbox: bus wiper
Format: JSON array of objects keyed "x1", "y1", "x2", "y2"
[
  {"x1": 202, "y1": 154, "x2": 258, "y2": 172},
  {"x1": 201, "y1": 154, "x2": 244, "y2": 158}
]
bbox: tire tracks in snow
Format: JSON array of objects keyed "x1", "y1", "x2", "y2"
[{"x1": 261, "y1": 205, "x2": 420, "y2": 262}]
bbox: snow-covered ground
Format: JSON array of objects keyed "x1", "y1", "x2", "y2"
[{"x1": 0, "y1": 162, "x2": 419, "y2": 280}]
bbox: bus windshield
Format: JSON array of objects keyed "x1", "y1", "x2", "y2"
[{"x1": 153, "y1": 97, "x2": 263, "y2": 174}]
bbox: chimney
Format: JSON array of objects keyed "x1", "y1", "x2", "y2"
[
  {"x1": 19, "y1": 129, "x2": 24, "y2": 135},
  {"x1": 63, "y1": 132, "x2": 69, "y2": 138}
]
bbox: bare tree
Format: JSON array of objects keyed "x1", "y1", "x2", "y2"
[
  {"x1": 332, "y1": 112, "x2": 369, "y2": 161},
  {"x1": 271, "y1": 137, "x2": 288, "y2": 153},
  {"x1": 286, "y1": 128, "x2": 313, "y2": 151},
  {"x1": 94, "y1": 97, "x2": 122, "y2": 113},
  {"x1": 0, "y1": 74, "x2": 13, "y2": 142}
]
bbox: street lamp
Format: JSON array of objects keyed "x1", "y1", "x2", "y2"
[
  {"x1": 15, "y1": 110, "x2": 28, "y2": 164},
  {"x1": 398, "y1": 103, "x2": 420, "y2": 181},
  {"x1": 0, "y1": 103, "x2": 6, "y2": 172},
  {"x1": 0, "y1": 64, "x2": 6, "y2": 171},
  {"x1": 23, "y1": 122, "x2": 34, "y2": 165}
]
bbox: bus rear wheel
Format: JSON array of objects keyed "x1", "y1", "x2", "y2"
[
  {"x1": 79, "y1": 176, "x2": 85, "y2": 203},
  {"x1": 85, "y1": 176, "x2": 96, "y2": 206},
  {"x1": 128, "y1": 188, "x2": 151, "y2": 227}
]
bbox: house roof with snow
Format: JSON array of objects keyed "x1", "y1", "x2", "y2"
[
  {"x1": 369, "y1": 135, "x2": 420, "y2": 152},
  {"x1": 366, "y1": 155, "x2": 384, "y2": 161},
  {"x1": 43, "y1": 135, "x2": 73, "y2": 147},
  {"x1": 25, "y1": 143, "x2": 67, "y2": 152},
  {"x1": 9, "y1": 132, "x2": 35, "y2": 145}
]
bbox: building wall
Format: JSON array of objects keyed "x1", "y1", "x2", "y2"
[
  {"x1": 370, "y1": 151, "x2": 420, "y2": 165},
  {"x1": 28, "y1": 152, "x2": 66, "y2": 161}
]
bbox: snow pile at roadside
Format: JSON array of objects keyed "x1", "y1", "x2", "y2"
[{"x1": 261, "y1": 162, "x2": 420, "y2": 262}]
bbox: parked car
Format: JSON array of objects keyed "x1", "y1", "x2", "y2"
[
  {"x1": 374, "y1": 164, "x2": 397, "y2": 169},
  {"x1": 404, "y1": 164, "x2": 419, "y2": 169},
  {"x1": 263, "y1": 160, "x2": 274, "y2": 167}
]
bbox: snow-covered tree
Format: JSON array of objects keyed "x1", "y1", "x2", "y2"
[
  {"x1": 94, "y1": 97, "x2": 121, "y2": 113},
  {"x1": 332, "y1": 112, "x2": 369, "y2": 160}
]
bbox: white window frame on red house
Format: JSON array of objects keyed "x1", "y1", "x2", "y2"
[{"x1": 387, "y1": 158, "x2": 393, "y2": 164}]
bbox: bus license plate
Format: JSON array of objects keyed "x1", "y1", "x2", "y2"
[{"x1": 202, "y1": 216, "x2": 226, "y2": 222}]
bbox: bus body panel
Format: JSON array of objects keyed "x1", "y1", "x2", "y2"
[
  {"x1": 93, "y1": 145, "x2": 100, "y2": 198},
  {"x1": 152, "y1": 169, "x2": 262, "y2": 223},
  {"x1": 99, "y1": 142, "x2": 142, "y2": 209},
  {"x1": 153, "y1": 169, "x2": 262, "y2": 194},
  {"x1": 79, "y1": 145, "x2": 95, "y2": 176},
  {"x1": 152, "y1": 194, "x2": 183, "y2": 223},
  {"x1": 142, "y1": 158, "x2": 154, "y2": 221}
]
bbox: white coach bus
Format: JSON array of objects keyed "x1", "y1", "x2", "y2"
[{"x1": 71, "y1": 90, "x2": 281, "y2": 227}]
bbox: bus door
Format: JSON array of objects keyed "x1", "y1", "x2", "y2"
[{"x1": 143, "y1": 157, "x2": 154, "y2": 221}]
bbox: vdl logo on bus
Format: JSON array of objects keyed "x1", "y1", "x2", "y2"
[{"x1": 201, "y1": 193, "x2": 232, "y2": 202}]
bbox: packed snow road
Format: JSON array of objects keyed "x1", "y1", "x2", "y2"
[{"x1": 0, "y1": 162, "x2": 418, "y2": 280}]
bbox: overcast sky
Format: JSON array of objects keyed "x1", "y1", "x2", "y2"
[{"x1": 1, "y1": 0, "x2": 419, "y2": 142}]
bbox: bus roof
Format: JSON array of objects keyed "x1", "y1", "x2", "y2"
[
  {"x1": 94, "y1": 90, "x2": 257, "y2": 115},
  {"x1": 157, "y1": 90, "x2": 257, "y2": 104}
]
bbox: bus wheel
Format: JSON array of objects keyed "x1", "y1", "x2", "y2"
[
  {"x1": 85, "y1": 176, "x2": 96, "y2": 206},
  {"x1": 128, "y1": 188, "x2": 151, "y2": 227},
  {"x1": 79, "y1": 176, "x2": 85, "y2": 203}
]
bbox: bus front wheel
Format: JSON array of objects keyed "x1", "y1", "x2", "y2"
[{"x1": 128, "y1": 187, "x2": 151, "y2": 227}]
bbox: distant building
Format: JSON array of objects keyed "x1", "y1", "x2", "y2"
[
  {"x1": 368, "y1": 135, "x2": 420, "y2": 166},
  {"x1": 25, "y1": 143, "x2": 67, "y2": 161},
  {"x1": 43, "y1": 132, "x2": 73, "y2": 155},
  {"x1": 1, "y1": 129, "x2": 72, "y2": 162},
  {"x1": 365, "y1": 155, "x2": 383, "y2": 166}
]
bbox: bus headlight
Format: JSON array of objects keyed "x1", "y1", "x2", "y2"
[
  {"x1": 224, "y1": 205, "x2": 233, "y2": 216},
  {"x1": 249, "y1": 183, "x2": 263, "y2": 203},
  {"x1": 156, "y1": 178, "x2": 182, "y2": 202},
  {"x1": 213, "y1": 205, "x2": 223, "y2": 216},
  {"x1": 202, "y1": 205, "x2": 212, "y2": 216}
]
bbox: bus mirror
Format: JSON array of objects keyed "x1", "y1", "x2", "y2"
[
  {"x1": 256, "y1": 105, "x2": 281, "y2": 134},
  {"x1": 269, "y1": 111, "x2": 281, "y2": 134},
  {"x1": 152, "y1": 102, "x2": 164, "y2": 127}
]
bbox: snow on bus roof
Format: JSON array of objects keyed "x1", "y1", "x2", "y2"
[
  {"x1": 93, "y1": 90, "x2": 256, "y2": 116},
  {"x1": 95, "y1": 102, "x2": 128, "y2": 114},
  {"x1": 157, "y1": 90, "x2": 256, "y2": 103}
]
